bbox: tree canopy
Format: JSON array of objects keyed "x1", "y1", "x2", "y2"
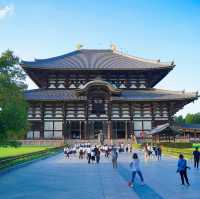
[
  {"x1": 0, "y1": 50, "x2": 28, "y2": 140},
  {"x1": 174, "y1": 113, "x2": 200, "y2": 125}
]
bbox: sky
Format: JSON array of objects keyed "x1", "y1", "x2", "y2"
[{"x1": 0, "y1": 0, "x2": 199, "y2": 116}]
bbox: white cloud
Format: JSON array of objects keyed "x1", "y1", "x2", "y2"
[{"x1": 0, "y1": 5, "x2": 14, "y2": 19}]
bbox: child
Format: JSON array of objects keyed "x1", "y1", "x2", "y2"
[
  {"x1": 177, "y1": 154, "x2": 190, "y2": 186},
  {"x1": 129, "y1": 153, "x2": 144, "y2": 187}
]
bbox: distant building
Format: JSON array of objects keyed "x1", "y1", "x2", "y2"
[{"x1": 21, "y1": 49, "x2": 198, "y2": 142}]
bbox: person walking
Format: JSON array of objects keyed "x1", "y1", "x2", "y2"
[
  {"x1": 64, "y1": 147, "x2": 67, "y2": 159},
  {"x1": 157, "y1": 146, "x2": 162, "y2": 160},
  {"x1": 111, "y1": 148, "x2": 118, "y2": 169},
  {"x1": 87, "y1": 147, "x2": 91, "y2": 164},
  {"x1": 91, "y1": 149, "x2": 95, "y2": 163},
  {"x1": 177, "y1": 154, "x2": 190, "y2": 186},
  {"x1": 193, "y1": 147, "x2": 200, "y2": 169},
  {"x1": 105, "y1": 145, "x2": 109, "y2": 158},
  {"x1": 144, "y1": 144, "x2": 148, "y2": 161},
  {"x1": 129, "y1": 153, "x2": 144, "y2": 187},
  {"x1": 96, "y1": 148, "x2": 101, "y2": 164}
]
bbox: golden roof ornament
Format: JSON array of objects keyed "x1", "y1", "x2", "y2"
[
  {"x1": 110, "y1": 43, "x2": 117, "y2": 51},
  {"x1": 76, "y1": 44, "x2": 84, "y2": 50}
]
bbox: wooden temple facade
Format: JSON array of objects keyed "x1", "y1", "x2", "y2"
[{"x1": 21, "y1": 49, "x2": 198, "y2": 141}]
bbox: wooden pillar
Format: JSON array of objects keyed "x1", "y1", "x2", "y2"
[
  {"x1": 125, "y1": 120, "x2": 128, "y2": 140},
  {"x1": 151, "y1": 103, "x2": 155, "y2": 128},
  {"x1": 107, "y1": 120, "x2": 111, "y2": 140},
  {"x1": 80, "y1": 121, "x2": 82, "y2": 140},
  {"x1": 84, "y1": 121, "x2": 88, "y2": 140},
  {"x1": 129, "y1": 103, "x2": 134, "y2": 137},
  {"x1": 107, "y1": 99, "x2": 112, "y2": 141},
  {"x1": 63, "y1": 103, "x2": 66, "y2": 139},
  {"x1": 40, "y1": 103, "x2": 44, "y2": 139},
  {"x1": 85, "y1": 101, "x2": 88, "y2": 139},
  {"x1": 69, "y1": 121, "x2": 71, "y2": 139}
]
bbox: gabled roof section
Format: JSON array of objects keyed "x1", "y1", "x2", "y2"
[
  {"x1": 21, "y1": 49, "x2": 174, "y2": 70},
  {"x1": 150, "y1": 123, "x2": 179, "y2": 136},
  {"x1": 24, "y1": 88, "x2": 198, "y2": 102},
  {"x1": 150, "y1": 123, "x2": 170, "y2": 134},
  {"x1": 76, "y1": 79, "x2": 121, "y2": 95}
]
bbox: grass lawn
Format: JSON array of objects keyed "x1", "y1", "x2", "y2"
[
  {"x1": 0, "y1": 146, "x2": 53, "y2": 158},
  {"x1": 162, "y1": 147, "x2": 194, "y2": 159},
  {"x1": 132, "y1": 143, "x2": 195, "y2": 159}
]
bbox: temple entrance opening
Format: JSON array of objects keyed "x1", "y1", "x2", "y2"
[{"x1": 94, "y1": 121, "x2": 103, "y2": 139}]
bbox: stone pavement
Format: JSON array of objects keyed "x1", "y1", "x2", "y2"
[{"x1": 0, "y1": 151, "x2": 200, "y2": 199}]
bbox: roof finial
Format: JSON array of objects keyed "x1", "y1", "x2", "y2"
[
  {"x1": 76, "y1": 44, "x2": 84, "y2": 50},
  {"x1": 110, "y1": 43, "x2": 117, "y2": 51}
]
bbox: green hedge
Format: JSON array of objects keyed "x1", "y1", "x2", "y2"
[{"x1": 0, "y1": 140, "x2": 22, "y2": 147}]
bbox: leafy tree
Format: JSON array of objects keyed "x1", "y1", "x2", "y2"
[
  {"x1": 175, "y1": 113, "x2": 200, "y2": 125},
  {"x1": 174, "y1": 115, "x2": 185, "y2": 124},
  {"x1": 0, "y1": 49, "x2": 26, "y2": 89},
  {"x1": 193, "y1": 113, "x2": 200, "y2": 123},
  {"x1": 0, "y1": 50, "x2": 28, "y2": 141},
  {"x1": 183, "y1": 113, "x2": 200, "y2": 124}
]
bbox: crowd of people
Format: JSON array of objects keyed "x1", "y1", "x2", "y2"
[
  {"x1": 63, "y1": 143, "x2": 200, "y2": 189},
  {"x1": 144, "y1": 143, "x2": 162, "y2": 160}
]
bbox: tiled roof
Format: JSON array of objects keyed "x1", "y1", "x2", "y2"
[
  {"x1": 150, "y1": 123, "x2": 170, "y2": 134},
  {"x1": 24, "y1": 88, "x2": 198, "y2": 102},
  {"x1": 21, "y1": 49, "x2": 174, "y2": 70},
  {"x1": 113, "y1": 89, "x2": 198, "y2": 101},
  {"x1": 150, "y1": 123, "x2": 179, "y2": 135},
  {"x1": 179, "y1": 124, "x2": 200, "y2": 129}
]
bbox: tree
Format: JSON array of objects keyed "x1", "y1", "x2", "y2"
[
  {"x1": 0, "y1": 50, "x2": 28, "y2": 140},
  {"x1": 174, "y1": 115, "x2": 185, "y2": 125},
  {"x1": 0, "y1": 49, "x2": 26, "y2": 89},
  {"x1": 193, "y1": 113, "x2": 200, "y2": 124},
  {"x1": 185, "y1": 114, "x2": 194, "y2": 124}
]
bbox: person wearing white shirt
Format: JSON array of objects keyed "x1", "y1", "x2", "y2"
[
  {"x1": 129, "y1": 153, "x2": 144, "y2": 187},
  {"x1": 87, "y1": 147, "x2": 92, "y2": 164}
]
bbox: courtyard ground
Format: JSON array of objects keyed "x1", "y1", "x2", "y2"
[{"x1": 0, "y1": 150, "x2": 199, "y2": 199}]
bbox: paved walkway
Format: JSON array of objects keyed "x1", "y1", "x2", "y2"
[{"x1": 0, "y1": 151, "x2": 200, "y2": 199}]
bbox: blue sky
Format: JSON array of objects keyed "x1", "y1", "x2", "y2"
[{"x1": 0, "y1": 0, "x2": 199, "y2": 116}]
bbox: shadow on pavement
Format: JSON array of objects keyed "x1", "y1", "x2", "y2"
[{"x1": 118, "y1": 164, "x2": 164, "y2": 199}]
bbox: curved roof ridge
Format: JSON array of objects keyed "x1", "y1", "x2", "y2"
[
  {"x1": 113, "y1": 50, "x2": 173, "y2": 66},
  {"x1": 34, "y1": 50, "x2": 79, "y2": 62},
  {"x1": 20, "y1": 48, "x2": 176, "y2": 70},
  {"x1": 27, "y1": 49, "x2": 112, "y2": 62},
  {"x1": 152, "y1": 88, "x2": 198, "y2": 96}
]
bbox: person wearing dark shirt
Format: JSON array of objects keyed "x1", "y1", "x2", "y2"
[
  {"x1": 193, "y1": 147, "x2": 200, "y2": 169},
  {"x1": 96, "y1": 148, "x2": 101, "y2": 164},
  {"x1": 157, "y1": 146, "x2": 162, "y2": 160}
]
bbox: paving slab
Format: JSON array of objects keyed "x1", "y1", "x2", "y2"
[{"x1": 0, "y1": 151, "x2": 199, "y2": 199}]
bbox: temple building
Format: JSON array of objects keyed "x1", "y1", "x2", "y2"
[{"x1": 21, "y1": 49, "x2": 198, "y2": 142}]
